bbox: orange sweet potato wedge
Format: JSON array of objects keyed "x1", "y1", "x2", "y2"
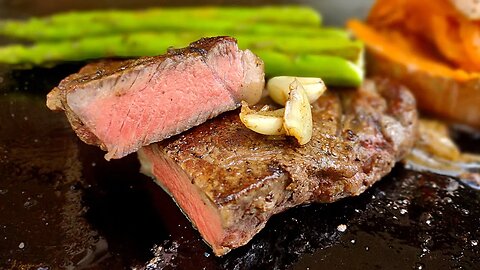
[{"x1": 348, "y1": 19, "x2": 480, "y2": 128}]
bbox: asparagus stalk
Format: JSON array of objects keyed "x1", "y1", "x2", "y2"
[
  {"x1": 0, "y1": 32, "x2": 362, "y2": 64},
  {"x1": 257, "y1": 51, "x2": 364, "y2": 86},
  {"x1": 236, "y1": 34, "x2": 363, "y2": 63},
  {"x1": 0, "y1": 33, "x2": 363, "y2": 86},
  {"x1": 0, "y1": 6, "x2": 327, "y2": 41}
]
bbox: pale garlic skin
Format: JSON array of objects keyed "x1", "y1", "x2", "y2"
[
  {"x1": 239, "y1": 101, "x2": 285, "y2": 136},
  {"x1": 283, "y1": 79, "x2": 313, "y2": 145},
  {"x1": 267, "y1": 76, "x2": 326, "y2": 105},
  {"x1": 240, "y1": 76, "x2": 324, "y2": 145}
]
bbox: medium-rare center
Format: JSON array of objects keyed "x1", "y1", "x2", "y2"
[{"x1": 46, "y1": 37, "x2": 265, "y2": 160}]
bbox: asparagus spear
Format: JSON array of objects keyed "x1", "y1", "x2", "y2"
[
  {"x1": 257, "y1": 51, "x2": 363, "y2": 86},
  {"x1": 237, "y1": 34, "x2": 363, "y2": 63},
  {"x1": 0, "y1": 32, "x2": 362, "y2": 64},
  {"x1": 0, "y1": 6, "x2": 327, "y2": 41},
  {"x1": 0, "y1": 33, "x2": 363, "y2": 86}
]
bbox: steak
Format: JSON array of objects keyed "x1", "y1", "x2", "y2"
[
  {"x1": 138, "y1": 78, "x2": 418, "y2": 256},
  {"x1": 46, "y1": 36, "x2": 265, "y2": 160}
]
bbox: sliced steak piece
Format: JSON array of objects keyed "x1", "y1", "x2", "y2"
[
  {"x1": 47, "y1": 36, "x2": 265, "y2": 160},
  {"x1": 138, "y1": 78, "x2": 418, "y2": 256}
]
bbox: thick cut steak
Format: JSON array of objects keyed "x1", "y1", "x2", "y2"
[
  {"x1": 138, "y1": 78, "x2": 418, "y2": 256},
  {"x1": 47, "y1": 36, "x2": 264, "y2": 160}
]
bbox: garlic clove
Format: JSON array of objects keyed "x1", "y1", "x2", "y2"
[
  {"x1": 301, "y1": 77, "x2": 326, "y2": 104},
  {"x1": 283, "y1": 79, "x2": 313, "y2": 145},
  {"x1": 239, "y1": 101, "x2": 286, "y2": 136},
  {"x1": 267, "y1": 76, "x2": 326, "y2": 105}
]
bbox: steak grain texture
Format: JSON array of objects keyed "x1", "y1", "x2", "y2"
[
  {"x1": 138, "y1": 78, "x2": 418, "y2": 256},
  {"x1": 47, "y1": 36, "x2": 265, "y2": 160}
]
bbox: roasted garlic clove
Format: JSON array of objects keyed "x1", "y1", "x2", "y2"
[
  {"x1": 239, "y1": 101, "x2": 285, "y2": 136},
  {"x1": 267, "y1": 76, "x2": 326, "y2": 105},
  {"x1": 283, "y1": 79, "x2": 313, "y2": 145}
]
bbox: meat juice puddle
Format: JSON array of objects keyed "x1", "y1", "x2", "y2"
[{"x1": 0, "y1": 64, "x2": 479, "y2": 269}]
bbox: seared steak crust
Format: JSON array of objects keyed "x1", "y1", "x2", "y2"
[{"x1": 139, "y1": 78, "x2": 418, "y2": 255}]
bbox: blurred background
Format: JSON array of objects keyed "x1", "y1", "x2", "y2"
[{"x1": 0, "y1": 0, "x2": 374, "y2": 26}]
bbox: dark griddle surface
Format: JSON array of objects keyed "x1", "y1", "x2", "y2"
[{"x1": 0, "y1": 62, "x2": 479, "y2": 270}]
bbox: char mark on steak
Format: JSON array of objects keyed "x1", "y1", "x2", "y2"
[
  {"x1": 138, "y1": 78, "x2": 418, "y2": 256},
  {"x1": 47, "y1": 36, "x2": 265, "y2": 160}
]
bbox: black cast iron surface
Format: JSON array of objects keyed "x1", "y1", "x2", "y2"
[
  {"x1": 1, "y1": 1, "x2": 480, "y2": 269},
  {"x1": 1, "y1": 61, "x2": 480, "y2": 270}
]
